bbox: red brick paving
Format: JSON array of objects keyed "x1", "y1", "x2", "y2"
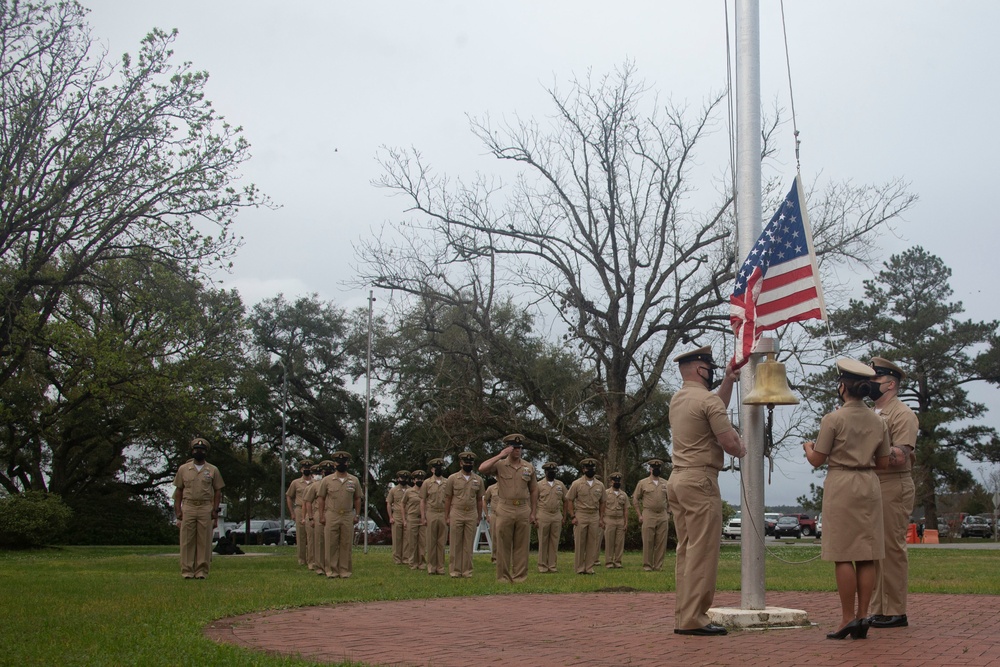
[{"x1": 206, "y1": 591, "x2": 1000, "y2": 666}]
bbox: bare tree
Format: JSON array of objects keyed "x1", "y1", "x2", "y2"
[{"x1": 356, "y1": 63, "x2": 915, "y2": 474}]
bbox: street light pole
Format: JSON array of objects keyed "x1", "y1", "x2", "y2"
[{"x1": 277, "y1": 358, "x2": 288, "y2": 546}]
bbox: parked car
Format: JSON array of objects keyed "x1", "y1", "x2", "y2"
[
  {"x1": 262, "y1": 520, "x2": 294, "y2": 545},
  {"x1": 723, "y1": 517, "x2": 742, "y2": 540},
  {"x1": 936, "y1": 518, "x2": 949, "y2": 538},
  {"x1": 816, "y1": 515, "x2": 822, "y2": 539},
  {"x1": 285, "y1": 523, "x2": 297, "y2": 545},
  {"x1": 773, "y1": 515, "x2": 802, "y2": 538},
  {"x1": 789, "y1": 513, "x2": 817, "y2": 537},
  {"x1": 232, "y1": 520, "x2": 287, "y2": 545},
  {"x1": 764, "y1": 512, "x2": 780, "y2": 536},
  {"x1": 961, "y1": 515, "x2": 994, "y2": 539}
]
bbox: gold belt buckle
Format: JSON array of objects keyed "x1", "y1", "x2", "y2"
[{"x1": 512, "y1": 499, "x2": 523, "y2": 506}]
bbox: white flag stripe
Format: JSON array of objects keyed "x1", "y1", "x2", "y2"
[
  {"x1": 756, "y1": 276, "x2": 820, "y2": 306},
  {"x1": 757, "y1": 297, "x2": 823, "y2": 327}
]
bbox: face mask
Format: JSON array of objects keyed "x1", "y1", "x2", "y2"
[
  {"x1": 192, "y1": 451, "x2": 206, "y2": 463},
  {"x1": 584, "y1": 468, "x2": 595, "y2": 478},
  {"x1": 462, "y1": 464, "x2": 473, "y2": 473},
  {"x1": 433, "y1": 466, "x2": 443, "y2": 477},
  {"x1": 650, "y1": 466, "x2": 661, "y2": 476},
  {"x1": 416, "y1": 480, "x2": 423, "y2": 487},
  {"x1": 545, "y1": 470, "x2": 556, "y2": 481},
  {"x1": 869, "y1": 379, "x2": 887, "y2": 401},
  {"x1": 612, "y1": 481, "x2": 621, "y2": 489},
  {"x1": 697, "y1": 366, "x2": 718, "y2": 390},
  {"x1": 336, "y1": 464, "x2": 348, "y2": 473}
]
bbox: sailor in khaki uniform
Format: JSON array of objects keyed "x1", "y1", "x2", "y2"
[
  {"x1": 402, "y1": 470, "x2": 427, "y2": 570},
  {"x1": 444, "y1": 451, "x2": 484, "y2": 578},
  {"x1": 387, "y1": 470, "x2": 410, "y2": 565},
  {"x1": 867, "y1": 357, "x2": 919, "y2": 629},
  {"x1": 479, "y1": 434, "x2": 539, "y2": 583},
  {"x1": 536, "y1": 461, "x2": 566, "y2": 573},
  {"x1": 421, "y1": 458, "x2": 449, "y2": 575},
  {"x1": 565, "y1": 458, "x2": 605, "y2": 575},
  {"x1": 173, "y1": 438, "x2": 225, "y2": 579},
  {"x1": 303, "y1": 460, "x2": 331, "y2": 573},
  {"x1": 633, "y1": 459, "x2": 670, "y2": 571},
  {"x1": 667, "y1": 346, "x2": 744, "y2": 636},
  {"x1": 285, "y1": 459, "x2": 313, "y2": 566},
  {"x1": 318, "y1": 451, "x2": 363, "y2": 578},
  {"x1": 804, "y1": 358, "x2": 891, "y2": 639},
  {"x1": 603, "y1": 472, "x2": 629, "y2": 568}
]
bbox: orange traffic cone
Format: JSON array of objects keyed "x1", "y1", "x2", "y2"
[{"x1": 906, "y1": 523, "x2": 919, "y2": 544}]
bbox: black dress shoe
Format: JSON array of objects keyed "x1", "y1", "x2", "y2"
[
  {"x1": 674, "y1": 623, "x2": 728, "y2": 636},
  {"x1": 826, "y1": 619, "x2": 865, "y2": 640},
  {"x1": 870, "y1": 614, "x2": 908, "y2": 628}
]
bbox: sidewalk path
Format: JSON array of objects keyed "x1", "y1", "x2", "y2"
[{"x1": 206, "y1": 591, "x2": 1000, "y2": 666}]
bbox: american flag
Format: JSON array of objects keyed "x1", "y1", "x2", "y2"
[{"x1": 730, "y1": 176, "x2": 826, "y2": 369}]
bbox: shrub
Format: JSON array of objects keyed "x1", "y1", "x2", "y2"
[{"x1": 0, "y1": 491, "x2": 73, "y2": 549}]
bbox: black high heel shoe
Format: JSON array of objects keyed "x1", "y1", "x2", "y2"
[
  {"x1": 854, "y1": 617, "x2": 870, "y2": 639},
  {"x1": 826, "y1": 619, "x2": 862, "y2": 640}
]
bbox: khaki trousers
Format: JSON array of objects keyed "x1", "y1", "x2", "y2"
[
  {"x1": 448, "y1": 512, "x2": 477, "y2": 577},
  {"x1": 295, "y1": 511, "x2": 309, "y2": 565},
  {"x1": 573, "y1": 510, "x2": 601, "y2": 574},
  {"x1": 641, "y1": 510, "x2": 669, "y2": 571},
  {"x1": 311, "y1": 518, "x2": 326, "y2": 573},
  {"x1": 179, "y1": 501, "x2": 213, "y2": 578},
  {"x1": 404, "y1": 520, "x2": 426, "y2": 569},
  {"x1": 667, "y1": 468, "x2": 722, "y2": 630},
  {"x1": 604, "y1": 518, "x2": 626, "y2": 567},
  {"x1": 493, "y1": 501, "x2": 531, "y2": 583},
  {"x1": 391, "y1": 513, "x2": 405, "y2": 564},
  {"x1": 425, "y1": 511, "x2": 447, "y2": 574},
  {"x1": 536, "y1": 511, "x2": 562, "y2": 572},
  {"x1": 873, "y1": 472, "x2": 915, "y2": 615},
  {"x1": 324, "y1": 512, "x2": 354, "y2": 578}
]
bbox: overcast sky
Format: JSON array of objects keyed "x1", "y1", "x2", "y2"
[{"x1": 82, "y1": 1, "x2": 1000, "y2": 505}]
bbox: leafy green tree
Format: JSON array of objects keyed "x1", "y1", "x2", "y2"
[
  {"x1": 819, "y1": 246, "x2": 1000, "y2": 527},
  {"x1": 0, "y1": 0, "x2": 260, "y2": 396},
  {"x1": 0, "y1": 257, "x2": 246, "y2": 498},
  {"x1": 357, "y1": 63, "x2": 915, "y2": 474}
]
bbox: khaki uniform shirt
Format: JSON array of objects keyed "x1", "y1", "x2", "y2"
[
  {"x1": 173, "y1": 461, "x2": 225, "y2": 501},
  {"x1": 420, "y1": 477, "x2": 448, "y2": 514},
  {"x1": 669, "y1": 381, "x2": 733, "y2": 469},
  {"x1": 633, "y1": 477, "x2": 669, "y2": 513},
  {"x1": 387, "y1": 484, "x2": 407, "y2": 519},
  {"x1": 537, "y1": 479, "x2": 567, "y2": 514},
  {"x1": 286, "y1": 477, "x2": 312, "y2": 520},
  {"x1": 605, "y1": 488, "x2": 630, "y2": 522},
  {"x1": 566, "y1": 477, "x2": 605, "y2": 513},
  {"x1": 876, "y1": 396, "x2": 919, "y2": 475},
  {"x1": 444, "y1": 472, "x2": 483, "y2": 515},
  {"x1": 494, "y1": 457, "x2": 537, "y2": 502},
  {"x1": 319, "y1": 474, "x2": 362, "y2": 514},
  {"x1": 402, "y1": 486, "x2": 422, "y2": 521},
  {"x1": 303, "y1": 480, "x2": 321, "y2": 518},
  {"x1": 814, "y1": 402, "x2": 891, "y2": 465}
]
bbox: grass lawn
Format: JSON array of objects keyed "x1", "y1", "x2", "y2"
[{"x1": 1, "y1": 542, "x2": 997, "y2": 666}]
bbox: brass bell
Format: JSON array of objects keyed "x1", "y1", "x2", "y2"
[{"x1": 743, "y1": 351, "x2": 799, "y2": 406}]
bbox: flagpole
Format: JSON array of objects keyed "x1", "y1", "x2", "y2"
[{"x1": 735, "y1": 0, "x2": 766, "y2": 611}]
